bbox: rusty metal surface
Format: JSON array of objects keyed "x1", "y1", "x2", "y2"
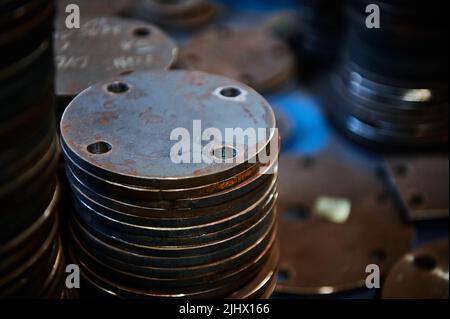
[
  {"x1": 55, "y1": 16, "x2": 178, "y2": 103},
  {"x1": 275, "y1": 154, "x2": 414, "y2": 295},
  {"x1": 61, "y1": 70, "x2": 279, "y2": 298},
  {"x1": 60, "y1": 70, "x2": 275, "y2": 188},
  {"x1": 383, "y1": 155, "x2": 449, "y2": 222},
  {"x1": 382, "y1": 239, "x2": 449, "y2": 299},
  {"x1": 179, "y1": 27, "x2": 296, "y2": 93}
]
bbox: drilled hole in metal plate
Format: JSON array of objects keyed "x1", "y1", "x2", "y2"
[
  {"x1": 282, "y1": 206, "x2": 310, "y2": 222},
  {"x1": 370, "y1": 249, "x2": 387, "y2": 263},
  {"x1": 300, "y1": 156, "x2": 315, "y2": 169},
  {"x1": 409, "y1": 192, "x2": 425, "y2": 207},
  {"x1": 107, "y1": 82, "x2": 129, "y2": 94},
  {"x1": 211, "y1": 145, "x2": 237, "y2": 160},
  {"x1": 133, "y1": 27, "x2": 151, "y2": 37},
  {"x1": 87, "y1": 141, "x2": 112, "y2": 155},
  {"x1": 394, "y1": 162, "x2": 410, "y2": 177},
  {"x1": 413, "y1": 255, "x2": 437, "y2": 271},
  {"x1": 220, "y1": 87, "x2": 242, "y2": 98},
  {"x1": 277, "y1": 267, "x2": 292, "y2": 284}
]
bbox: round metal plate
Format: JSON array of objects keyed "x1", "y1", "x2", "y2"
[
  {"x1": 60, "y1": 70, "x2": 276, "y2": 188},
  {"x1": 179, "y1": 27, "x2": 296, "y2": 92},
  {"x1": 382, "y1": 239, "x2": 449, "y2": 299},
  {"x1": 55, "y1": 16, "x2": 178, "y2": 100},
  {"x1": 275, "y1": 154, "x2": 414, "y2": 295}
]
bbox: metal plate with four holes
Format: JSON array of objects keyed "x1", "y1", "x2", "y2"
[
  {"x1": 179, "y1": 27, "x2": 296, "y2": 93},
  {"x1": 383, "y1": 155, "x2": 449, "y2": 222},
  {"x1": 382, "y1": 239, "x2": 449, "y2": 299},
  {"x1": 60, "y1": 70, "x2": 276, "y2": 188},
  {"x1": 55, "y1": 16, "x2": 178, "y2": 100},
  {"x1": 276, "y1": 154, "x2": 414, "y2": 295}
]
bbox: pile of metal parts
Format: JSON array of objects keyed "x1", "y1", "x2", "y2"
[
  {"x1": 329, "y1": 0, "x2": 449, "y2": 148},
  {"x1": 0, "y1": 0, "x2": 69, "y2": 298},
  {"x1": 54, "y1": 16, "x2": 178, "y2": 117},
  {"x1": 60, "y1": 71, "x2": 279, "y2": 298},
  {"x1": 179, "y1": 27, "x2": 296, "y2": 93}
]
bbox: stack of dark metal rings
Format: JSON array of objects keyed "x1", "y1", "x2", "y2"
[
  {"x1": 296, "y1": 0, "x2": 344, "y2": 70},
  {"x1": 329, "y1": 0, "x2": 449, "y2": 149},
  {"x1": 0, "y1": 0, "x2": 68, "y2": 298},
  {"x1": 60, "y1": 70, "x2": 280, "y2": 298}
]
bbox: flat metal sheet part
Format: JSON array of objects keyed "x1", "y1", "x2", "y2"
[
  {"x1": 382, "y1": 239, "x2": 449, "y2": 299},
  {"x1": 275, "y1": 154, "x2": 414, "y2": 295},
  {"x1": 60, "y1": 70, "x2": 276, "y2": 187},
  {"x1": 383, "y1": 155, "x2": 449, "y2": 222},
  {"x1": 55, "y1": 16, "x2": 178, "y2": 99},
  {"x1": 179, "y1": 27, "x2": 296, "y2": 93}
]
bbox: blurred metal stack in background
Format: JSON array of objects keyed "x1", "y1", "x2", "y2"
[
  {"x1": 329, "y1": 0, "x2": 449, "y2": 149},
  {"x1": 0, "y1": 0, "x2": 68, "y2": 298},
  {"x1": 296, "y1": 0, "x2": 344, "y2": 77},
  {"x1": 60, "y1": 70, "x2": 279, "y2": 298},
  {"x1": 126, "y1": 0, "x2": 218, "y2": 30}
]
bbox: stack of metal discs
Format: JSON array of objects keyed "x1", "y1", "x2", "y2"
[
  {"x1": 328, "y1": 0, "x2": 449, "y2": 148},
  {"x1": 60, "y1": 70, "x2": 279, "y2": 298},
  {"x1": 0, "y1": 0, "x2": 67, "y2": 298},
  {"x1": 128, "y1": 0, "x2": 217, "y2": 30},
  {"x1": 296, "y1": 0, "x2": 344, "y2": 73}
]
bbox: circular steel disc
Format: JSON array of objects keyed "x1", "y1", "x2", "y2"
[
  {"x1": 382, "y1": 239, "x2": 449, "y2": 299},
  {"x1": 55, "y1": 16, "x2": 178, "y2": 99},
  {"x1": 275, "y1": 154, "x2": 414, "y2": 295},
  {"x1": 60, "y1": 70, "x2": 276, "y2": 188},
  {"x1": 179, "y1": 28, "x2": 296, "y2": 92}
]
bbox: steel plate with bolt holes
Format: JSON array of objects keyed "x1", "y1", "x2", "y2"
[
  {"x1": 55, "y1": 16, "x2": 178, "y2": 103},
  {"x1": 57, "y1": 0, "x2": 133, "y2": 16},
  {"x1": 60, "y1": 70, "x2": 276, "y2": 188},
  {"x1": 383, "y1": 156, "x2": 449, "y2": 222},
  {"x1": 382, "y1": 240, "x2": 449, "y2": 299},
  {"x1": 128, "y1": 0, "x2": 217, "y2": 30},
  {"x1": 275, "y1": 154, "x2": 414, "y2": 295},
  {"x1": 179, "y1": 27, "x2": 296, "y2": 93}
]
